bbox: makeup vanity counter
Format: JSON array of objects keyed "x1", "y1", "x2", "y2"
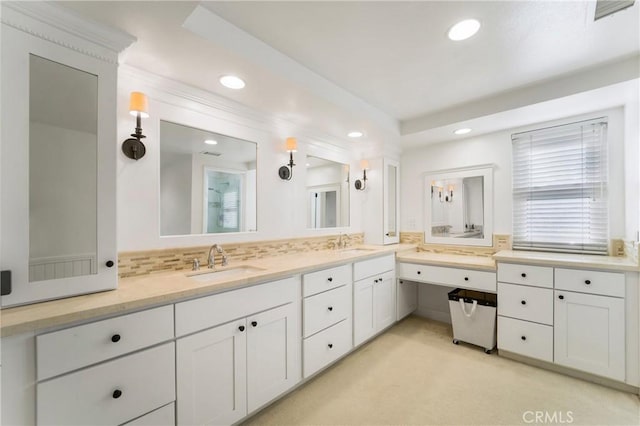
[
  {"x1": 396, "y1": 250, "x2": 496, "y2": 271},
  {"x1": 0, "y1": 244, "x2": 416, "y2": 337}
]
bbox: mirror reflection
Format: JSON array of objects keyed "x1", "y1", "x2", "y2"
[
  {"x1": 160, "y1": 121, "x2": 257, "y2": 236},
  {"x1": 29, "y1": 55, "x2": 98, "y2": 282},
  {"x1": 429, "y1": 176, "x2": 485, "y2": 238},
  {"x1": 306, "y1": 156, "x2": 350, "y2": 228}
]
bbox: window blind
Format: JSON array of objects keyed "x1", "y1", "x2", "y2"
[{"x1": 512, "y1": 117, "x2": 608, "y2": 255}]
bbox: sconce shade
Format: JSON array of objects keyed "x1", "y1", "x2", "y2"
[
  {"x1": 129, "y1": 92, "x2": 149, "y2": 118},
  {"x1": 285, "y1": 137, "x2": 297, "y2": 152},
  {"x1": 360, "y1": 159, "x2": 370, "y2": 170}
]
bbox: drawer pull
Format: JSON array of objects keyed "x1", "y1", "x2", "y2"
[
  {"x1": 521, "y1": 273, "x2": 526, "y2": 278},
  {"x1": 106, "y1": 260, "x2": 115, "y2": 268},
  {"x1": 464, "y1": 277, "x2": 469, "y2": 281},
  {"x1": 251, "y1": 321, "x2": 258, "y2": 327},
  {"x1": 112, "y1": 389, "x2": 122, "y2": 399},
  {"x1": 327, "y1": 343, "x2": 333, "y2": 349},
  {"x1": 111, "y1": 334, "x2": 121, "y2": 343},
  {"x1": 328, "y1": 306, "x2": 333, "y2": 311},
  {"x1": 374, "y1": 279, "x2": 379, "y2": 283},
  {"x1": 327, "y1": 277, "x2": 333, "y2": 282},
  {"x1": 585, "y1": 280, "x2": 591, "y2": 285},
  {"x1": 417, "y1": 271, "x2": 421, "y2": 275},
  {"x1": 521, "y1": 300, "x2": 526, "y2": 305},
  {"x1": 558, "y1": 295, "x2": 564, "y2": 300},
  {"x1": 238, "y1": 325, "x2": 245, "y2": 332},
  {"x1": 521, "y1": 336, "x2": 526, "y2": 341}
]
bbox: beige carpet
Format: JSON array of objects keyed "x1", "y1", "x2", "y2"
[{"x1": 244, "y1": 316, "x2": 640, "y2": 426}]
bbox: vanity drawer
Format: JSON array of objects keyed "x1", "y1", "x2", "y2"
[
  {"x1": 303, "y1": 264, "x2": 351, "y2": 297},
  {"x1": 497, "y1": 316, "x2": 553, "y2": 362},
  {"x1": 304, "y1": 284, "x2": 351, "y2": 338},
  {"x1": 303, "y1": 319, "x2": 352, "y2": 378},
  {"x1": 353, "y1": 254, "x2": 395, "y2": 281},
  {"x1": 498, "y1": 283, "x2": 553, "y2": 325},
  {"x1": 37, "y1": 342, "x2": 176, "y2": 426},
  {"x1": 176, "y1": 277, "x2": 298, "y2": 336},
  {"x1": 123, "y1": 403, "x2": 175, "y2": 426},
  {"x1": 37, "y1": 305, "x2": 174, "y2": 380},
  {"x1": 555, "y1": 268, "x2": 625, "y2": 298},
  {"x1": 398, "y1": 263, "x2": 496, "y2": 293},
  {"x1": 498, "y1": 263, "x2": 553, "y2": 288}
]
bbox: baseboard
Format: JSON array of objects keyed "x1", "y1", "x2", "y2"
[{"x1": 499, "y1": 350, "x2": 640, "y2": 394}]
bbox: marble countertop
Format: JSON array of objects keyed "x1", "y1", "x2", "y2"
[
  {"x1": 0, "y1": 244, "x2": 415, "y2": 337},
  {"x1": 396, "y1": 251, "x2": 496, "y2": 271},
  {"x1": 493, "y1": 250, "x2": 640, "y2": 272}
]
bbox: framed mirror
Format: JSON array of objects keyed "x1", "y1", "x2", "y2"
[
  {"x1": 306, "y1": 156, "x2": 350, "y2": 228},
  {"x1": 424, "y1": 166, "x2": 493, "y2": 246},
  {"x1": 160, "y1": 121, "x2": 257, "y2": 236}
]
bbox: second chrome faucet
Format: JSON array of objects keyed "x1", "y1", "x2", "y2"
[{"x1": 207, "y1": 244, "x2": 229, "y2": 269}]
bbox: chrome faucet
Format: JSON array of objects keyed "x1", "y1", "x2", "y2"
[
  {"x1": 337, "y1": 233, "x2": 350, "y2": 249},
  {"x1": 208, "y1": 244, "x2": 228, "y2": 269}
]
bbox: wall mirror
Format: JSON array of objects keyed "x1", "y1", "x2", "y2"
[
  {"x1": 306, "y1": 156, "x2": 350, "y2": 228},
  {"x1": 160, "y1": 121, "x2": 257, "y2": 236},
  {"x1": 29, "y1": 54, "x2": 98, "y2": 282},
  {"x1": 424, "y1": 166, "x2": 493, "y2": 246}
]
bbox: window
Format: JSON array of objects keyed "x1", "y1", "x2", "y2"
[{"x1": 512, "y1": 118, "x2": 608, "y2": 254}]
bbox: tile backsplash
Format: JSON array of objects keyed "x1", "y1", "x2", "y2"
[{"x1": 118, "y1": 233, "x2": 364, "y2": 278}]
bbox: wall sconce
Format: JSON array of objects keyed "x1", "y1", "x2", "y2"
[
  {"x1": 278, "y1": 137, "x2": 297, "y2": 180},
  {"x1": 354, "y1": 159, "x2": 369, "y2": 190},
  {"x1": 445, "y1": 185, "x2": 454, "y2": 203},
  {"x1": 122, "y1": 92, "x2": 149, "y2": 160}
]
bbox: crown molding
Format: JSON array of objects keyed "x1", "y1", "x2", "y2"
[
  {"x1": 2, "y1": 1, "x2": 135, "y2": 63},
  {"x1": 119, "y1": 65, "x2": 354, "y2": 155}
]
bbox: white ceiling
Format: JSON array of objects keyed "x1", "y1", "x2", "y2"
[{"x1": 59, "y1": 1, "x2": 639, "y2": 149}]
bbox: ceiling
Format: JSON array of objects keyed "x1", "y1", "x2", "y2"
[{"x1": 59, "y1": 1, "x2": 639, "y2": 149}]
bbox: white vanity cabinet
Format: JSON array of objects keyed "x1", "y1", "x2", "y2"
[
  {"x1": 0, "y1": 3, "x2": 134, "y2": 307},
  {"x1": 175, "y1": 277, "x2": 301, "y2": 425},
  {"x1": 34, "y1": 306, "x2": 176, "y2": 425},
  {"x1": 554, "y1": 269, "x2": 626, "y2": 381},
  {"x1": 353, "y1": 254, "x2": 396, "y2": 346},
  {"x1": 302, "y1": 264, "x2": 353, "y2": 378}
]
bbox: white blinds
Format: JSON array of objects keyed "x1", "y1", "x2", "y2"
[{"x1": 512, "y1": 118, "x2": 609, "y2": 254}]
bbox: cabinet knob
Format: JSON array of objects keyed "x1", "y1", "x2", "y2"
[
  {"x1": 106, "y1": 260, "x2": 115, "y2": 268},
  {"x1": 112, "y1": 389, "x2": 122, "y2": 399},
  {"x1": 558, "y1": 295, "x2": 564, "y2": 300},
  {"x1": 374, "y1": 279, "x2": 379, "y2": 283},
  {"x1": 521, "y1": 273, "x2": 526, "y2": 278},
  {"x1": 111, "y1": 334, "x2": 121, "y2": 343},
  {"x1": 251, "y1": 321, "x2": 258, "y2": 327},
  {"x1": 328, "y1": 343, "x2": 333, "y2": 349},
  {"x1": 585, "y1": 280, "x2": 591, "y2": 285},
  {"x1": 417, "y1": 271, "x2": 421, "y2": 275},
  {"x1": 328, "y1": 306, "x2": 333, "y2": 311},
  {"x1": 464, "y1": 277, "x2": 469, "y2": 281},
  {"x1": 327, "y1": 277, "x2": 333, "y2": 282},
  {"x1": 521, "y1": 300, "x2": 526, "y2": 305},
  {"x1": 521, "y1": 336, "x2": 526, "y2": 341},
  {"x1": 238, "y1": 325, "x2": 245, "y2": 332}
]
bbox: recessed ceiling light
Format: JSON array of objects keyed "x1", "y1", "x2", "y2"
[
  {"x1": 454, "y1": 128, "x2": 472, "y2": 135},
  {"x1": 219, "y1": 75, "x2": 245, "y2": 89},
  {"x1": 306, "y1": 163, "x2": 311, "y2": 167},
  {"x1": 348, "y1": 131, "x2": 363, "y2": 138},
  {"x1": 204, "y1": 139, "x2": 218, "y2": 145},
  {"x1": 448, "y1": 19, "x2": 481, "y2": 41}
]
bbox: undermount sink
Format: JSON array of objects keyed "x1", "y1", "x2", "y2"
[
  {"x1": 338, "y1": 248, "x2": 376, "y2": 255},
  {"x1": 188, "y1": 266, "x2": 265, "y2": 283}
]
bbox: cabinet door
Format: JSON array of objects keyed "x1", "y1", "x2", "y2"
[
  {"x1": 246, "y1": 303, "x2": 300, "y2": 414},
  {"x1": 354, "y1": 278, "x2": 376, "y2": 346},
  {"x1": 383, "y1": 159, "x2": 400, "y2": 244},
  {"x1": 176, "y1": 321, "x2": 247, "y2": 426},
  {"x1": 397, "y1": 279, "x2": 417, "y2": 321},
  {"x1": 375, "y1": 270, "x2": 396, "y2": 331},
  {"x1": 554, "y1": 291, "x2": 625, "y2": 381},
  {"x1": 1, "y1": 25, "x2": 116, "y2": 307}
]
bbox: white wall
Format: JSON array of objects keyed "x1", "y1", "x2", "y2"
[
  {"x1": 117, "y1": 68, "x2": 365, "y2": 251},
  {"x1": 29, "y1": 122, "x2": 97, "y2": 259},
  {"x1": 401, "y1": 107, "x2": 631, "y2": 243}
]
